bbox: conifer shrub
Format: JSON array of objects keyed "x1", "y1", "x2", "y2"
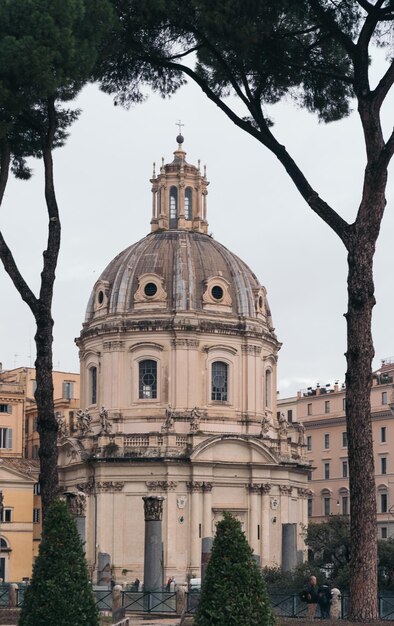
[
  {"x1": 19, "y1": 499, "x2": 98, "y2": 626},
  {"x1": 194, "y1": 512, "x2": 275, "y2": 626}
]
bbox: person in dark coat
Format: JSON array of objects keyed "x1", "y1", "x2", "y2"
[
  {"x1": 304, "y1": 575, "x2": 319, "y2": 620},
  {"x1": 317, "y1": 584, "x2": 331, "y2": 619}
]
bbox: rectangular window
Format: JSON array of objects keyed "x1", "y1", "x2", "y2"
[
  {"x1": 324, "y1": 434, "x2": 330, "y2": 449},
  {"x1": 325, "y1": 400, "x2": 330, "y2": 414},
  {"x1": 342, "y1": 431, "x2": 348, "y2": 447},
  {"x1": 382, "y1": 391, "x2": 388, "y2": 405},
  {"x1": 308, "y1": 498, "x2": 313, "y2": 517},
  {"x1": 324, "y1": 497, "x2": 330, "y2": 516},
  {"x1": 342, "y1": 496, "x2": 349, "y2": 515},
  {"x1": 33, "y1": 417, "x2": 38, "y2": 432},
  {"x1": 32, "y1": 380, "x2": 37, "y2": 395},
  {"x1": 0, "y1": 404, "x2": 11, "y2": 413},
  {"x1": 381, "y1": 493, "x2": 388, "y2": 513},
  {"x1": 33, "y1": 483, "x2": 41, "y2": 495},
  {"x1": 324, "y1": 462, "x2": 330, "y2": 480},
  {"x1": 307, "y1": 436, "x2": 312, "y2": 452},
  {"x1": 90, "y1": 367, "x2": 97, "y2": 405},
  {"x1": 342, "y1": 397, "x2": 346, "y2": 411},
  {"x1": 342, "y1": 460, "x2": 348, "y2": 478},
  {"x1": 381, "y1": 427, "x2": 387, "y2": 443},
  {"x1": 307, "y1": 470, "x2": 313, "y2": 481},
  {"x1": 33, "y1": 508, "x2": 41, "y2": 524},
  {"x1": 25, "y1": 418, "x2": 29, "y2": 434},
  {"x1": 381, "y1": 527, "x2": 388, "y2": 539},
  {"x1": 139, "y1": 360, "x2": 158, "y2": 400},
  {"x1": 381, "y1": 457, "x2": 387, "y2": 475},
  {"x1": 0, "y1": 428, "x2": 12, "y2": 449},
  {"x1": 307, "y1": 403, "x2": 312, "y2": 416},
  {"x1": 287, "y1": 409, "x2": 293, "y2": 423},
  {"x1": 62, "y1": 381, "x2": 74, "y2": 400},
  {"x1": 2, "y1": 508, "x2": 12, "y2": 523}
]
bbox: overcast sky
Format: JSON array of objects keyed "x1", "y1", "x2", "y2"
[{"x1": 0, "y1": 50, "x2": 393, "y2": 398}]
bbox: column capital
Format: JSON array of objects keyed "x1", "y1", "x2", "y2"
[{"x1": 143, "y1": 495, "x2": 165, "y2": 521}]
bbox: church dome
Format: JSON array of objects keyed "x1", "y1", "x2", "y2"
[
  {"x1": 85, "y1": 229, "x2": 271, "y2": 323},
  {"x1": 83, "y1": 135, "x2": 273, "y2": 332}
]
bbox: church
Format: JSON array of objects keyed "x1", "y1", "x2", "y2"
[{"x1": 58, "y1": 134, "x2": 310, "y2": 584}]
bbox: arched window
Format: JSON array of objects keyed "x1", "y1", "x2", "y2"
[
  {"x1": 211, "y1": 361, "x2": 228, "y2": 401},
  {"x1": 185, "y1": 187, "x2": 193, "y2": 220},
  {"x1": 139, "y1": 360, "x2": 157, "y2": 399},
  {"x1": 265, "y1": 369, "x2": 272, "y2": 408},
  {"x1": 321, "y1": 489, "x2": 331, "y2": 516},
  {"x1": 169, "y1": 186, "x2": 178, "y2": 228},
  {"x1": 89, "y1": 366, "x2": 97, "y2": 405}
]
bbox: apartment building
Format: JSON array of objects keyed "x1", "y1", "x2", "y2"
[{"x1": 278, "y1": 358, "x2": 394, "y2": 539}]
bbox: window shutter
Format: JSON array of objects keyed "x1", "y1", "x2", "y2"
[{"x1": 6, "y1": 428, "x2": 12, "y2": 449}]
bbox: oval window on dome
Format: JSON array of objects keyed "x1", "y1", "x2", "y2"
[
  {"x1": 258, "y1": 295, "x2": 263, "y2": 309},
  {"x1": 211, "y1": 285, "x2": 224, "y2": 301},
  {"x1": 144, "y1": 282, "x2": 158, "y2": 297},
  {"x1": 97, "y1": 290, "x2": 104, "y2": 305}
]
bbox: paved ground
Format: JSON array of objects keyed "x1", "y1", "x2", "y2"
[{"x1": 130, "y1": 618, "x2": 181, "y2": 625}]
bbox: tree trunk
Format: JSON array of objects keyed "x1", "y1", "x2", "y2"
[
  {"x1": 346, "y1": 240, "x2": 378, "y2": 620},
  {"x1": 34, "y1": 305, "x2": 58, "y2": 518}
]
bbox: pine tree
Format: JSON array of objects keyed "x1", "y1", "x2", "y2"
[
  {"x1": 194, "y1": 513, "x2": 275, "y2": 626},
  {"x1": 19, "y1": 499, "x2": 99, "y2": 626}
]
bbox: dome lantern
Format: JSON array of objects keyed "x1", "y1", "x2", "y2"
[{"x1": 150, "y1": 135, "x2": 209, "y2": 233}]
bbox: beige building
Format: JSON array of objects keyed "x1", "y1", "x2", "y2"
[
  {"x1": 59, "y1": 135, "x2": 310, "y2": 584},
  {"x1": 278, "y1": 358, "x2": 394, "y2": 539},
  {"x1": 0, "y1": 366, "x2": 79, "y2": 580}
]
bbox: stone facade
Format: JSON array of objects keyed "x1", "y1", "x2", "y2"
[{"x1": 59, "y1": 136, "x2": 309, "y2": 584}]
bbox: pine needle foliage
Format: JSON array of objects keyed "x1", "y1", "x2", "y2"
[
  {"x1": 194, "y1": 512, "x2": 275, "y2": 626},
  {"x1": 19, "y1": 499, "x2": 99, "y2": 626}
]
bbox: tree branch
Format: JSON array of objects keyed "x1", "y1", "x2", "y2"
[
  {"x1": 372, "y1": 59, "x2": 394, "y2": 110},
  {"x1": 159, "y1": 58, "x2": 351, "y2": 247},
  {"x1": 307, "y1": 0, "x2": 357, "y2": 58},
  {"x1": 0, "y1": 231, "x2": 39, "y2": 314},
  {"x1": 0, "y1": 143, "x2": 11, "y2": 206}
]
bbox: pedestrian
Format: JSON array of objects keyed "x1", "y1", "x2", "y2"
[{"x1": 301, "y1": 575, "x2": 319, "y2": 620}]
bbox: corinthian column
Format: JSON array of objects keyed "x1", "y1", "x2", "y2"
[{"x1": 143, "y1": 496, "x2": 165, "y2": 592}]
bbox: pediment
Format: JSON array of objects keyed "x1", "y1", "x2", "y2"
[{"x1": 191, "y1": 435, "x2": 278, "y2": 465}]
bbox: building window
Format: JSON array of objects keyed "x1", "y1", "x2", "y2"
[
  {"x1": 381, "y1": 527, "x2": 388, "y2": 539},
  {"x1": 381, "y1": 492, "x2": 388, "y2": 513},
  {"x1": 169, "y1": 186, "x2": 178, "y2": 228},
  {"x1": 342, "y1": 431, "x2": 348, "y2": 447},
  {"x1": 62, "y1": 381, "x2": 74, "y2": 400},
  {"x1": 0, "y1": 428, "x2": 12, "y2": 449},
  {"x1": 25, "y1": 418, "x2": 29, "y2": 434},
  {"x1": 307, "y1": 436, "x2": 312, "y2": 451},
  {"x1": 325, "y1": 400, "x2": 330, "y2": 414},
  {"x1": 287, "y1": 409, "x2": 293, "y2": 423},
  {"x1": 32, "y1": 380, "x2": 37, "y2": 395},
  {"x1": 185, "y1": 187, "x2": 193, "y2": 220},
  {"x1": 324, "y1": 462, "x2": 330, "y2": 480},
  {"x1": 32, "y1": 445, "x2": 39, "y2": 459},
  {"x1": 265, "y1": 370, "x2": 272, "y2": 408},
  {"x1": 324, "y1": 496, "x2": 331, "y2": 516},
  {"x1": 2, "y1": 508, "x2": 12, "y2": 523},
  {"x1": 342, "y1": 496, "x2": 349, "y2": 515},
  {"x1": 307, "y1": 403, "x2": 312, "y2": 416},
  {"x1": 33, "y1": 508, "x2": 41, "y2": 524},
  {"x1": 89, "y1": 366, "x2": 97, "y2": 405},
  {"x1": 33, "y1": 483, "x2": 41, "y2": 495},
  {"x1": 139, "y1": 360, "x2": 157, "y2": 399},
  {"x1": 381, "y1": 457, "x2": 387, "y2": 475},
  {"x1": 308, "y1": 498, "x2": 313, "y2": 517},
  {"x1": 0, "y1": 404, "x2": 11, "y2": 413},
  {"x1": 342, "y1": 460, "x2": 348, "y2": 478},
  {"x1": 381, "y1": 427, "x2": 387, "y2": 443},
  {"x1": 342, "y1": 397, "x2": 346, "y2": 411},
  {"x1": 33, "y1": 417, "x2": 38, "y2": 432},
  {"x1": 308, "y1": 469, "x2": 313, "y2": 481},
  {"x1": 211, "y1": 361, "x2": 228, "y2": 402},
  {"x1": 382, "y1": 391, "x2": 388, "y2": 405},
  {"x1": 324, "y1": 434, "x2": 330, "y2": 449}
]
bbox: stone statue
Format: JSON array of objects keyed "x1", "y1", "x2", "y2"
[
  {"x1": 260, "y1": 411, "x2": 270, "y2": 435},
  {"x1": 76, "y1": 409, "x2": 92, "y2": 436},
  {"x1": 297, "y1": 421, "x2": 306, "y2": 446},
  {"x1": 99, "y1": 406, "x2": 112, "y2": 435},
  {"x1": 56, "y1": 413, "x2": 68, "y2": 439},
  {"x1": 162, "y1": 405, "x2": 175, "y2": 431},
  {"x1": 278, "y1": 412, "x2": 288, "y2": 436},
  {"x1": 190, "y1": 406, "x2": 201, "y2": 432}
]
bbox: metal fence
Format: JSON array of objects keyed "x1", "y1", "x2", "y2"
[{"x1": 122, "y1": 590, "x2": 177, "y2": 613}]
